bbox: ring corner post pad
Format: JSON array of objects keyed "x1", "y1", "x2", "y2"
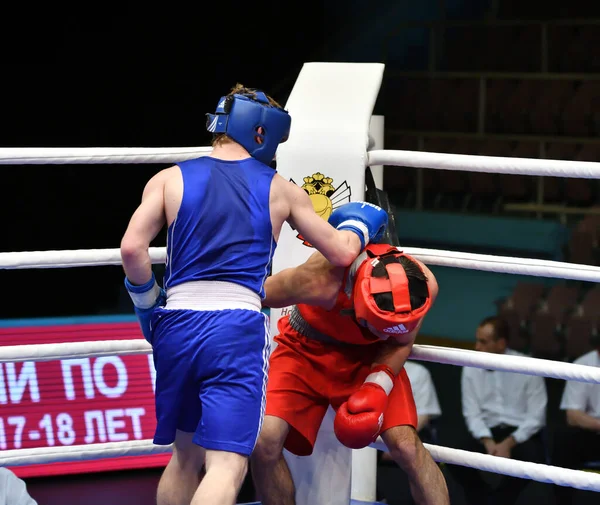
[
  {"x1": 270, "y1": 62, "x2": 385, "y2": 505},
  {"x1": 365, "y1": 166, "x2": 400, "y2": 247}
]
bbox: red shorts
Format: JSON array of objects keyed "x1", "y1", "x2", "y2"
[{"x1": 266, "y1": 318, "x2": 418, "y2": 456}]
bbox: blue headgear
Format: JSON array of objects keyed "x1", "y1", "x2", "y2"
[{"x1": 206, "y1": 90, "x2": 291, "y2": 165}]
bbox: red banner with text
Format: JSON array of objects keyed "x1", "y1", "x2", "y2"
[{"x1": 0, "y1": 319, "x2": 170, "y2": 477}]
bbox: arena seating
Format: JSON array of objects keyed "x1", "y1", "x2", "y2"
[
  {"x1": 441, "y1": 24, "x2": 541, "y2": 72},
  {"x1": 497, "y1": 276, "x2": 600, "y2": 359},
  {"x1": 562, "y1": 283, "x2": 600, "y2": 359},
  {"x1": 383, "y1": 3, "x2": 600, "y2": 214}
]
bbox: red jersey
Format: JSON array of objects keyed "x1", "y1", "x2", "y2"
[{"x1": 295, "y1": 250, "x2": 379, "y2": 345}]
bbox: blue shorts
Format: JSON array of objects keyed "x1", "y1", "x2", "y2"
[{"x1": 150, "y1": 307, "x2": 270, "y2": 456}]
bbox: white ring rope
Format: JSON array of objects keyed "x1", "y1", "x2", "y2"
[
  {"x1": 2, "y1": 438, "x2": 598, "y2": 492},
  {"x1": 0, "y1": 147, "x2": 211, "y2": 165},
  {"x1": 2, "y1": 339, "x2": 599, "y2": 385},
  {"x1": 2, "y1": 246, "x2": 600, "y2": 284},
  {"x1": 368, "y1": 149, "x2": 600, "y2": 178},
  {"x1": 0, "y1": 440, "x2": 171, "y2": 466},
  {"x1": 3, "y1": 146, "x2": 600, "y2": 494},
  {"x1": 1, "y1": 147, "x2": 599, "y2": 178},
  {"x1": 0, "y1": 248, "x2": 165, "y2": 269},
  {"x1": 404, "y1": 246, "x2": 600, "y2": 282},
  {"x1": 0, "y1": 340, "x2": 152, "y2": 363},
  {"x1": 409, "y1": 345, "x2": 600, "y2": 384},
  {"x1": 370, "y1": 441, "x2": 600, "y2": 492}
]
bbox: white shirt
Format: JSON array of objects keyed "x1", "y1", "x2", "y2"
[
  {"x1": 0, "y1": 469, "x2": 37, "y2": 505},
  {"x1": 405, "y1": 361, "x2": 442, "y2": 418},
  {"x1": 461, "y1": 348, "x2": 547, "y2": 444},
  {"x1": 560, "y1": 350, "x2": 600, "y2": 419}
]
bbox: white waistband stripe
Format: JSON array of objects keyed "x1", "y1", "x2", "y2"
[{"x1": 165, "y1": 280, "x2": 262, "y2": 312}]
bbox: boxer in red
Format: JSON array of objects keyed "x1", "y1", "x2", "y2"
[{"x1": 252, "y1": 244, "x2": 450, "y2": 505}]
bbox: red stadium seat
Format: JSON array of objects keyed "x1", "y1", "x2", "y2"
[
  {"x1": 576, "y1": 143, "x2": 600, "y2": 162},
  {"x1": 414, "y1": 79, "x2": 457, "y2": 131},
  {"x1": 564, "y1": 313, "x2": 597, "y2": 361},
  {"x1": 562, "y1": 81, "x2": 600, "y2": 137},
  {"x1": 499, "y1": 282, "x2": 546, "y2": 320},
  {"x1": 576, "y1": 215, "x2": 600, "y2": 239},
  {"x1": 485, "y1": 79, "x2": 519, "y2": 133},
  {"x1": 567, "y1": 230, "x2": 596, "y2": 265},
  {"x1": 443, "y1": 25, "x2": 487, "y2": 71},
  {"x1": 541, "y1": 283, "x2": 580, "y2": 324},
  {"x1": 529, "y1": 80, "x2": 576, "y2": 135},
  {"x1": 501, "y1": 79, "x2": 543, "y2": 134},
  {"x1": 498, "y1": 308, "x2": 530, "y2": 353},
  {"x1": 438, "y1": 78, "x2": 478, "y2": 132},
  {"x1": 580, "y1": 285, "x2": 600, "y2": 314},
  {"x1": 529, "y1": 311, "x2": 562, "y2": 358},
  {"x1": 552, "y1": 26, "x2": 600, "y2": 73}
]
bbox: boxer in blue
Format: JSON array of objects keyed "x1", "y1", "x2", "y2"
[{"x1": 120, "y1": 83, "x2": 388, "y2": 505}]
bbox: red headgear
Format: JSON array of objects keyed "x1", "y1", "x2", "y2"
[{"x1": 353, "y1": 244, "x2": 431, "y2": 337}]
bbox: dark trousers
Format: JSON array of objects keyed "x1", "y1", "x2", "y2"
[
  {"x1": 552, "y1": 425, "x2": 600, "y2": 505},
  {"x1": 445, "y1": 425, "x2": 546, "y2": 505}
]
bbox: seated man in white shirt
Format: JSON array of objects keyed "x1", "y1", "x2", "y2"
[
  {"x1": 446, "y1": 316, "x2": 548, "y2": 505},
  {"x1": 377, "y1": 360, "x2": 443, "y2": 504},
  {"x1": 0, "y1": 469, "x2": 38, "y2": 505},
  {"x1": 552, "y1": 339, "x2": 600, "y2": 505}
]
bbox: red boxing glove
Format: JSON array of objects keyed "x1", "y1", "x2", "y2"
[{"x1": 334, "y1": 364, "x2": 395, "y2": 449}]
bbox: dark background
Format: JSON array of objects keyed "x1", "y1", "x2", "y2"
[
  {"x1": 0, "y1": 3, "x2": 340, "y2": 319},
  {"x1": 3, "y1": 3, "x2": 600, "y2": 504}
]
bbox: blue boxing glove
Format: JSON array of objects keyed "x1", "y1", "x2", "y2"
[
  {"x1": 124, "y1": 273, "x2": 166, "y2": 343},
  {"x1": 328, "y1": 201, "x2": 388, "y2": 249}
]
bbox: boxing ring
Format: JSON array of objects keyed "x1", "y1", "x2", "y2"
[{"x1": 1, "y1": 62, "x2": 600, "y2": 504}]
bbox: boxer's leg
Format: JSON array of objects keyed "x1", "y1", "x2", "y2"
[
  {"x1": 191, "y1": 309, "x2": 270, "y2": 505},
  {"x1": 253, "y1": 328, "x2": 330, "y2": 505},
  {"x1": 191, "y1": 449, "x2": 248, "y2": 505},
  {"x1": 380, "y1": 369, "x2": 449, "y2": 505},
  {"x1": 157, "y1": 430, "x2": 205, "y2": 505},
  {"x1": 151, "y1": 309, "x2": 204, "y2": 505},
  {"x1": 252, "y1": 415, "x2": 295, "y2": 505},
  {"x1": 382, "y1": 426, "x2": 449, "y2": 505}
]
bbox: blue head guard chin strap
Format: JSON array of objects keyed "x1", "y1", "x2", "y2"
[{"x1": 206, "y1": 90, "x2": 291, "y2": 165}]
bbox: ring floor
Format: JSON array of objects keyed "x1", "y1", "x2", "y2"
[
  {"x1": 20, "y1": 465, "x2": 600, "y2": 504},
  {"x1": 21, "y1": 466, "x2": 387, "y2": 505}
]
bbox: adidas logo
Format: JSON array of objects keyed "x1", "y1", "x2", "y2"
[
  {"x1": 218, "y1": 99, "x2": 226, "y2": 109},
  {"x1": 383, "y1": 324, "x2": 408, "y2": 334}
]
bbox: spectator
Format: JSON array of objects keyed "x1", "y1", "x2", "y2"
[
  {"x1": 404, "y1": 360, "x2": 442, "y2": 442},
  {"x1": 446, "y1": 316, "x2": 547, "y2": 505},
  {"x1": 552, "y1": 341, "x2": 600, "y2": 505},
  {"x1": 377, "y1": 360, "x2": 442, "y2": 504},
  {"x1": 0, "y1": 468, "x2": 38, "y2": 505}
]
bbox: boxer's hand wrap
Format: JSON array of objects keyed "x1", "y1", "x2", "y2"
[
  {"x1": 124, "y1": 273, "x2": 166, "y2": 343},
  {"x1": 125, "y1": 274, "x2": 162, "y2": 309},
  {"x1": 334, "y1": 364, "x2": 395, "y2": 449},
  {"x1": 328, "y1": 201, "x2": 388, "y2": 249}
]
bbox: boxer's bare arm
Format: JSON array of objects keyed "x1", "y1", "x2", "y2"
[
  {"x1": 270, "y1": 176, "x2": 361, "y2": 267},
  {"x1": 372, "y1": 336, "x2": 415, "y2": 376},
  {"x1": 120, "y1": 169, "x2": 170, "y2": 285},
  {"x1": 566, "y1": 409, "x2": 600, "y2": 432},
  {"x1": 263, "y1": 251, "x2": 344, "y2": 309},
  {"x1": 371, "y1": 263, "x2": 439, "y2": 375}
]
